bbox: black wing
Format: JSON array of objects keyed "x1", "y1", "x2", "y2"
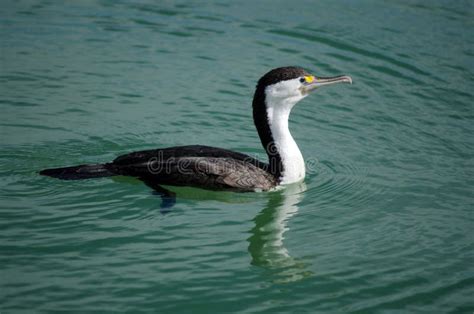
[{"x1": 107, "y1": 145, "x2": 276, "y2": 191}]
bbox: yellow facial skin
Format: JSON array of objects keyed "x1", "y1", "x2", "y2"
[
  {"x1": 304, "y1": 75, "x2": 315, "y2": 83},
  {"x1": 299, "y1": 76, "x2": 316, "y2": 95}
]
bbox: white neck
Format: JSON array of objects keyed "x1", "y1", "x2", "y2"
[{"x1": 265, "y1": 98, "x2": 306, "y2": 185}]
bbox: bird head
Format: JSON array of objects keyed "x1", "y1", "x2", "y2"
[{"x1": 255, "y1": 66, "x2": 352, "y2": 111}]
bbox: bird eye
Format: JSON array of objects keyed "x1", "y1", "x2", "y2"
[{"x1": 299, "y1": 77, "x2": 305, "y2": 83}]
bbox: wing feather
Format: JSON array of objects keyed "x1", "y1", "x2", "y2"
[{"x1": 109, "y1": 145, "x2": 276, "y2": 191}]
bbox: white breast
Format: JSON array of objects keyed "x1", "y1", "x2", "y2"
[{"x1": 265, "y1": 81, "x2": 306, "y2": 184}]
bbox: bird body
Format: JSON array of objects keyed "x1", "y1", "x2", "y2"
[{"x1": 111, "y1": 145, "x2": 276, "y2": 191}]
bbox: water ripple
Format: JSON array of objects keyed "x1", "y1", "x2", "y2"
[
  {"x1": 1, "y1": 1, "x2": 472, "y2": 312},
  {"x1": 268, "y1": 28, "x2": 431, "y2": 78}
]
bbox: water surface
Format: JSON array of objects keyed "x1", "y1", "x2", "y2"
[{"x1": 1, "y1": 0, "x2": 473, "y2": 312}]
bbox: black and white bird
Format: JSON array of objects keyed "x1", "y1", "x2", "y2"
[{"x1": 40, "y1": 66, "x2": 352, "y2": 202}]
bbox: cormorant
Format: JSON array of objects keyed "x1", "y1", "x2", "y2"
[{"x1": 40, "y1": 66, "x2": 352, "y2": 203}]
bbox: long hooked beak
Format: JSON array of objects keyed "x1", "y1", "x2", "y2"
[{"x1": 301, "y1": 75, "x2": 352, "y2": 94}]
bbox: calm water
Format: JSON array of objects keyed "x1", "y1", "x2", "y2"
[{"x1": 1, "y1": 0, "x2": 473, "y2": 312}]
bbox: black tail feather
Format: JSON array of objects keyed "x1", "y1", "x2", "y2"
[{"x1": 39, "y1": 164, "x2": 115, "y2": 180}]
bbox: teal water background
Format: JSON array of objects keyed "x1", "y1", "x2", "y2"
[{"x1": 1, "y1": 0, "x2": 473, "y2": 312}]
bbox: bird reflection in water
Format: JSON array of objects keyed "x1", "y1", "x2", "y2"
[{"x1": 248, "y1": 182, "x2": 313, "y2": 283}]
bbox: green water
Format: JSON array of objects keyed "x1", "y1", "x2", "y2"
[{"x1": 1, "y1": 0, "x2": 473, "y2": 312}]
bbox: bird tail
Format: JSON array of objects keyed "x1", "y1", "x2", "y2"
[{"x1": 39, "y1": 163, "x2": 116, "y2": 180}]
